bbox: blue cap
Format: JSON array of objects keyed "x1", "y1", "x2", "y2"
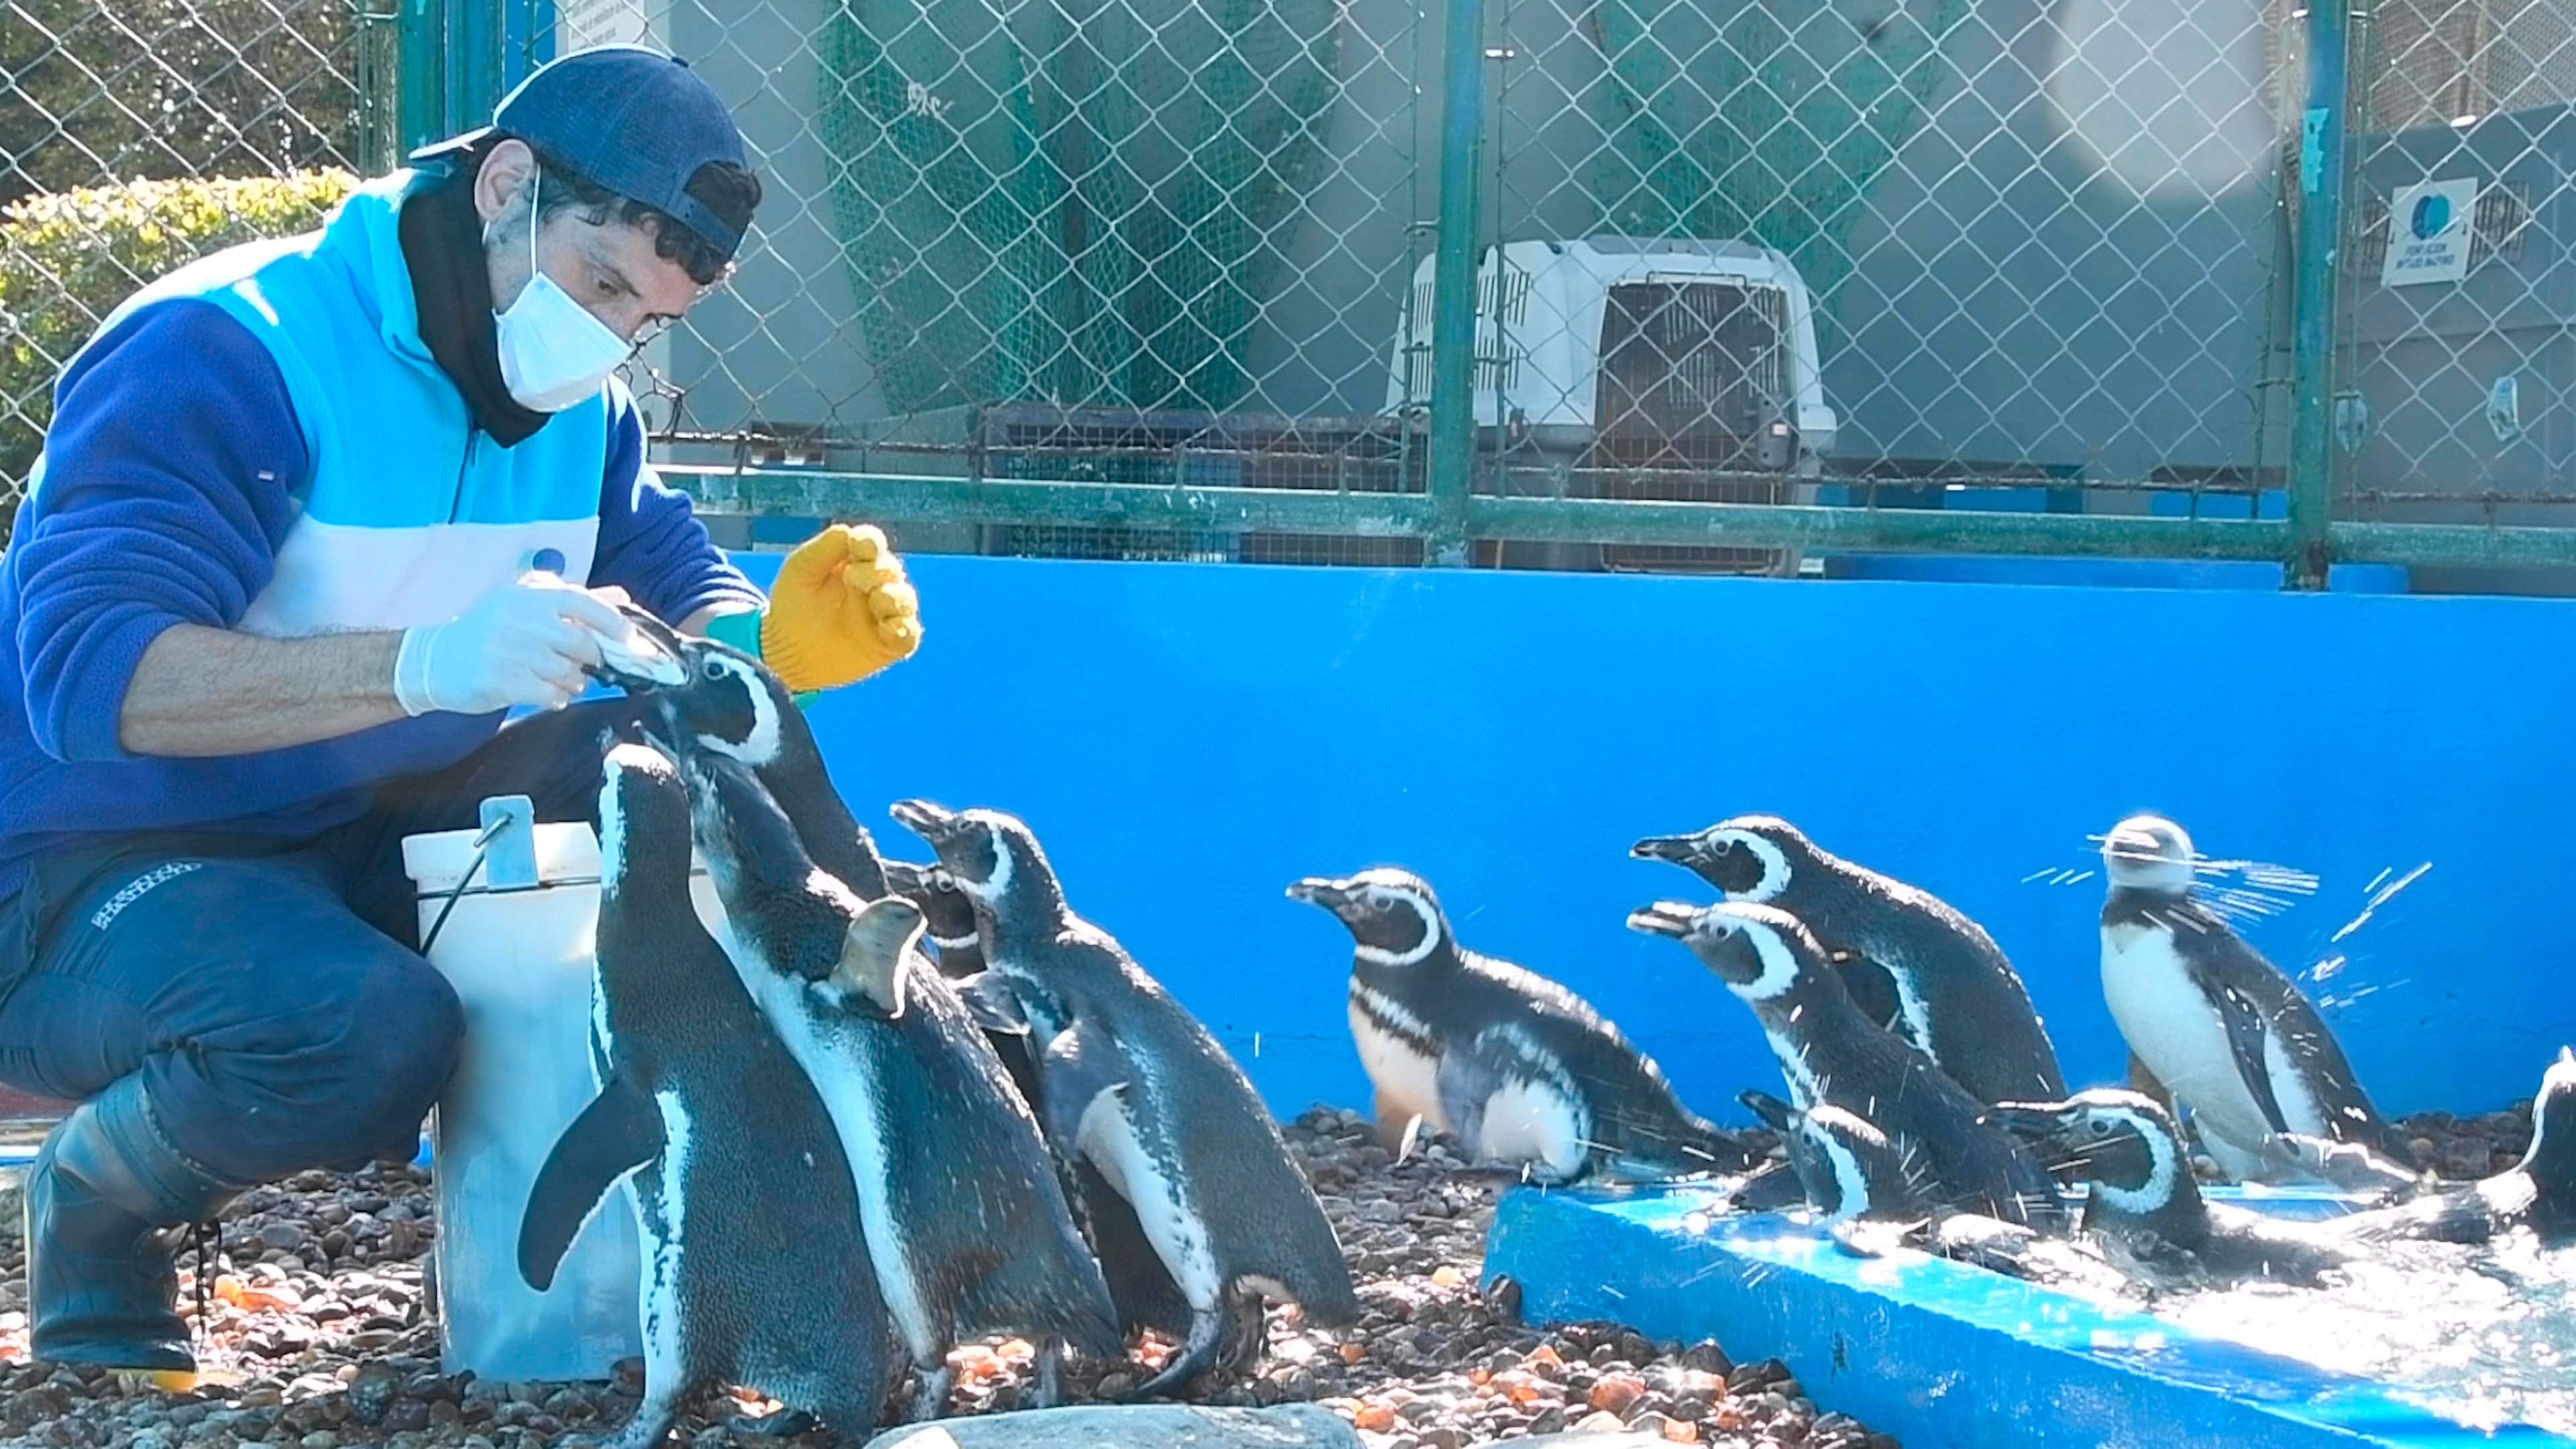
[{"x1": 412, "y1": 44, "x2": 752, "y2": 260}]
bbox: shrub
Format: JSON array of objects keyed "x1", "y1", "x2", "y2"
[{"x1": 0, "y1": 168, "x2": 358, "y2": 501}]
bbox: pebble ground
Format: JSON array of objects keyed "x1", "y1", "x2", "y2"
[{"x1": 0, "y1": 1098, "x2": 2534, "y2": 1449}]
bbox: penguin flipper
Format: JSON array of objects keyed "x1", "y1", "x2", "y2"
[
  {"x1": 1833, "y1": 955, "x2": 1907, "y2": 1040},
  {"x1": 1037, "y1": 1017, "x2": 1133, "y2": 1149},
  {"x1": 520, "y1": 1077, "x2": 665, "y2": 1291},
  {"x1": 956, "y1": 971, "x2": 1032, "y2": 1036},
  {"x1": 2205, "y1": 975, "x2": 2294, "y2": 1138},
  {"x1": 1431, "y1": 1048, "x2": 1504, "y2": 1160}
]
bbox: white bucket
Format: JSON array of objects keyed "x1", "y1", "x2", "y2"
[{"x1": 402, "y1": 817, "x2": 724, "y2": 1381}]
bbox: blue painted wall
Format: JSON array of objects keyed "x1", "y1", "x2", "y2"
[{"x1": 741, "y1": 552, "x2": 2576, "y2": 1123}]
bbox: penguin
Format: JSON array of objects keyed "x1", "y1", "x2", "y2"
[
  {"x1": 2323, "y1": 1048, "x2": 2576, "y2": 1247},
  {"x1": 1633, "y1": 815, "x2": 2065, "y2": 1105},
  {"x1": 603, "y1": 608, "x2": 891, "y2": 899},
  {"x1": 885, "y1": 858, "x2": 985, "y2": 979},
  {"x1": 1992, "y1": 1089, "x2": 2351, "y2": 1287},
  {"x1": 518, "y1": 742, "x2": 893, "y2": 1449},
  {"x1": 1626, "y1": 899, "x2": 2062, "y2": 1228},
  {"x1": 1737, "y1": 1089, "x2": 1937, "y2": 1226},
  {"x1": 1287, "y1": 867, "x2": 1755, "y2": 1181},
  {"x1": 892, "y1": 799, "x2": 1360, "y2": 1396},
  {"x1": 2096, "y1": 814, "x2": 2418, "y2": 1182},
  {"x1": 676, "y1": 749, "x2": 1122, "y2": 1418}
]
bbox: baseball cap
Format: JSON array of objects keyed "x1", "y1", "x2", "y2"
[{"x1": 412, "y1": 44, "x2": 752, "y2": 261}]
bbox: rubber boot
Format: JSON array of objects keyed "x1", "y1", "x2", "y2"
[{"x1": 25, "y1": 1075, "x2": 244, "y2": 1373}]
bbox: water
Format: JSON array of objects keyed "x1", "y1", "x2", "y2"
[{"x1": 2114, "y1": 1229, "x2": 2576, "y2": 1436}]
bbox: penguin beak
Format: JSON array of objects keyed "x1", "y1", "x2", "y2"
[
  {"x1": 1631, "y1": 834, "x2": 1705, "y2": 865},
  {"x1": 1285, "y1": 877, "x2": 1354, "y2": 910},
  {"x1": 1738, "y1": 1089, "x2": 1796, "y2": 1133},
  {"x1": 1988, "y1": 1102, "x2": 2078, "y2": 1146},
  {"x1": 1625, "y1": 901, "x2": 1700, "y2": 939},
  {"x1": 889, "y1": 799, "x2": 963, "y2": 843},
  {"x1": 586, "y1": 604, "x2": 691, "y2": 692}
]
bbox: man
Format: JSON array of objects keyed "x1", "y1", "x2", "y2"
[{"x1": 0, "y1": 46, "x2": 919, "y2": 1374}]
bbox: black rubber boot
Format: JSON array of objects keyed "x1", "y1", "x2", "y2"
[{"x1": 25, "y1": 1075, "x2": 244, "y2": 1373}]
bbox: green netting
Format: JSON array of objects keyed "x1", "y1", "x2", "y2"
[
  {"x1": 1585, "y1": 0, "x2": 1968, "y2": 343},
  {"x1": 818, "y1": 0, "x2": 1336, "y2": 417}
]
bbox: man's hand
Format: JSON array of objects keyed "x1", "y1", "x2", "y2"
[
  {"x1": 392, "y1": 573, "x2": 633, "y2": 716},
  {"x1": 758, "y1": 523, "x2": 922, "y2": 693}
]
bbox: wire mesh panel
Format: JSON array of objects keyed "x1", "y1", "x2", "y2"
[
  {"x1": 0, "y1": 0, "x2": 380, "y2": 509},
  {"x1": 567, "y1": 0, "x2": 1436, "y2": 564},
  {"x1": 1466, "y1": 0, "x2": 2306, "y2": 574},
  {"x1": 21, "y1": 0, "x2": 2576, "y2": 573},
  {"x1": 2337, "y1": 0, "x2": 2576, "y2": 539}
]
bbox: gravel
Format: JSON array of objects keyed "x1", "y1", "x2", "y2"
[
  {"x1": 2395, "y1": 1099, "x2": 2535, "y2": 1183},
  {"x1": 0, "y1": 1111, "x2": 1887, "y2": 1449}
]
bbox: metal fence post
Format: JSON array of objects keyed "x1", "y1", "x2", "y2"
[
  {"x1": 2286, "y1": 0, "x2": 2354, "y2": 590},
  {"x1": 397, "y1": 0, "x2": 450, "y2": 153},
  {"x1": 1425, "y1": 0, "x2": 1488, "y2": 567}
]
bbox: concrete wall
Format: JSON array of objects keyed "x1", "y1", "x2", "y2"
[{"x1": 748, "y1": 551, "x2": 2576, "y2": 1124}]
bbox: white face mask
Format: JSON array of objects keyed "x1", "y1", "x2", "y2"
[{"x1": 492, "y1": 174, "x2": 633, "y2": 413}]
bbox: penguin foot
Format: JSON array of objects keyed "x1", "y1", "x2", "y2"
[
  {"x1": 1216, "y1": 1293, "x2": 1268, "y2": 1375},
  {"x1": 724, "y1": 1409, "x2": 817, "y2": 1438},
  {"x1": 588, "y1": 1405, "x2": 681, "y2": 1449},
  {"x1": 1134, "y1": 1310, "x2": 1228, "y2": 1399},
  {"x1": 1034, "y1": 1341, "x2": 1066, "y2": 1410},
  {"x1": 906, "y1": 1366, "x2": 954, "y2": 1422}
]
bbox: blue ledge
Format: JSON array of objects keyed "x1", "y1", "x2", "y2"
[{"x1": 1486, "y1": 1186, "x2": 2576, "y2": 1449}]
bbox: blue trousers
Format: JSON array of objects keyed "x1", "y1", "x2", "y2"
[{"x1": 0, "y1": 700, "x2": 641, "y2": 1186}]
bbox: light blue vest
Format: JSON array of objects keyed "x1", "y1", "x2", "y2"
[{"x1": 72, "y1": 170, "x2": 614, "y2": 637}]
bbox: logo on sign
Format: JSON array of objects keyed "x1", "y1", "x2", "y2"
[{"x1": 2411, "y1": 193, "x2": 2453, "y2": 239}]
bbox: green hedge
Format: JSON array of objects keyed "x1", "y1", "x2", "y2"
[{"x1": 0, "y1": 169, "x2": 358, "y2": 501}]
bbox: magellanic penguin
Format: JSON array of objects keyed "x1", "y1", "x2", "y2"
[
  {"x1": 1992, "y1": 1090, "x2": 2351, "y2": 1287},
  {"x1": 677, "y1": 751, "x2": 1122, "y2": 1417},
  {"x1": 2323, "y1": 1048, "x2": 2576, "y2": 1247},
  {"x1": 893, "y1": 800, "x2": 1360, "y2": 1396},
  {"x1": 1627, "y1": 900, "x2": 2062, "y2": 1228},
  {"x1": 1287, "y1": 867, "x2": 1755, "y2": 1181},
  {"x1": 885, "y1": 858, "x2": 985, "y2": 979},
  {"x1": 519, "y1": 743, "x2": 894, "y2": 1448},
  {"x1": 1633, "y1": 815, "x2": 2064, "y2": 1106},
  {"x1": 873, "y1": 865, "x2": 1199, "y2": 1364},
  {"x1": 2097, "y1": 814, "x2": 2418, "y2": 1183},
  {"x1": 603, "y1": 608, "x2": 890, "y2": 900},
  {"x1": 1737, "y1": 1089, "x2": 1935, "y2": 1226}
]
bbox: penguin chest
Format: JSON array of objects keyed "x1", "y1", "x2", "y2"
[
  {"x1": 739, "y1": 973, "x2": 935, "y2": 1357},
  {"x1": 635, "y1": 1091, "x2": 696, "y2": 1393},
  {"x1": 1471, "y1": 1070, "x2": 1591, "y2": 1183},
  {"x1": 1073, "y1": 1085, "x2": 1222, "y2": 1312},
  {"x1": 2100, "y1": 926, "x2": 2279, "y2": 1152},
  {"x1": 1348, "y1": 985, "x2": 1448, "y2": 1134}
]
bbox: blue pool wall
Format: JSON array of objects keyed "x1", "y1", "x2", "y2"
[{"x1": 735, "y1": 551, "x2": 2576, "y2": 1124}]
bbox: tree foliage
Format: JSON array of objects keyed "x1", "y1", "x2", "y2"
[{"x1": 0, "y1": 169, "x2": 358, "y2": 490}]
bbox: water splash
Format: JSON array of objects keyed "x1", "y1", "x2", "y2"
[{"x1": 2151, "y1": 1232, "x2": 2576, "y2": 1437}]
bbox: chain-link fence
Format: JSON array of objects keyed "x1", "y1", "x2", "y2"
[
  {"x1": 7, "y1": 0, "x2": 2576, "y2": 576},
  {"x1": 0, "y1": 0, "x2": 387, "y2": 497},
  {"x1": 2336, "y1": 0, "x2": 2576, "y2": 562}
]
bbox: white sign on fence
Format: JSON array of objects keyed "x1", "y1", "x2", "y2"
[{"x1": 2382, "y1": 178, "x2": 2479, "y2": 286}]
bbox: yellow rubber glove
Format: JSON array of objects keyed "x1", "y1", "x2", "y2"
[{"x1": 758, "y1": 523, "x2": 922, "y2": 692}]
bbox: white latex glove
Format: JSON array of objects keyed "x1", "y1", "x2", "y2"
[{"x1": 392, "y1": 574, "x2": 633, "y2": 716}]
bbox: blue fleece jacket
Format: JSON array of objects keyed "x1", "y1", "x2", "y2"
[{"x1": 0, "y1": 186, "x2": 761, "y2": 901}]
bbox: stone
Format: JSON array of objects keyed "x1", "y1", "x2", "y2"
[
  {"x1": 863, "y1": 1404, "x2": 1362, "y2": 1448},
  {"x1": 346, "y1": 1368, "x2": 400, "y2": 1426},
  {"x1": 1504, "y1": 1423, "x2": 1690, "y2": 1433}
]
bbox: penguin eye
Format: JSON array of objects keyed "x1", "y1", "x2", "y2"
[
  {"x1": 2089, "y1": 1120, "x2": 2114, "y2": 1137},
  {"x1": 701, "y1": 657, "x2": 726, "y2": 682}
]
